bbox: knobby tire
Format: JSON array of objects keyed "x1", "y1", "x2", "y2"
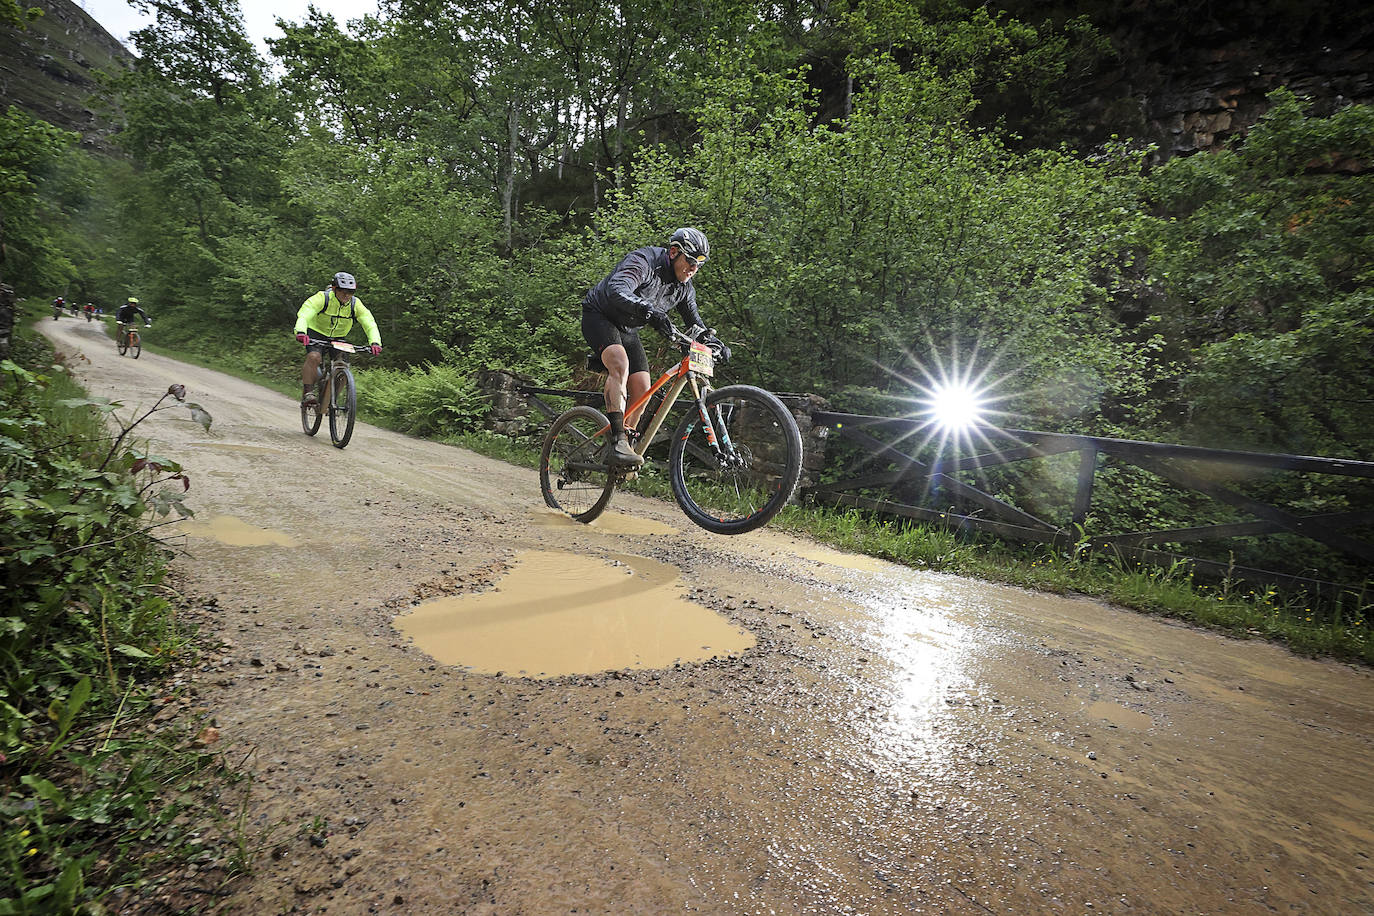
[
  {"x1": 540, "y1": 405, "x2": 616, "y2": 523},
  {"x1": 129, "y1": 331, "x2": 141, "y2": 359},
  {"x1": 329, "y1": 365, "x2": 357, "y2": 448},
  {"x1": 668, "y1": 385, "x2": 802, "y2": 535}
]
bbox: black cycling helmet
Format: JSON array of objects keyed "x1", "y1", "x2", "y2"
[
  {"x1": 669, "y1": 227, "x2": 709, "y2": 263},
  {"x1": 332, "y1": 271, "x2": 357, "y2": 290}
]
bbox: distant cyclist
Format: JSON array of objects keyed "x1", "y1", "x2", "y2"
[
  {"x1": 116, "y1": 297, "x2": 150, "y2": 341},
  {"x1": 293, "y1": 272, "x2": 381, "y2": 407},
  {"x1": 52, "y1": 296, "x2": 64, "y2": 319},
  {"x1": 580, "y1": 227, "x2": 729, "y2": 466}
]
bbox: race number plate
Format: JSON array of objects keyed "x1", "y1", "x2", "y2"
[
  {"x1": 688, "y1": 341, "x2": 714, "y2": 377},
  {"x1": 331, "y1": 341, "x2": 356, "y2": 353}
]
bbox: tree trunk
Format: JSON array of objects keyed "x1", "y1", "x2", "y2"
[{"x1": 502, "y1": 101, "x2": 519, "y2": 251}]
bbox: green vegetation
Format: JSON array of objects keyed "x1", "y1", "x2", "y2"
[{"x1": 0, "y1": 322, "x2": 246, "y2": 913}]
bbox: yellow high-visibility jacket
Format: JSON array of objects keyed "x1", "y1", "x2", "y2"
[{"x1": 294, "y1": 289, "x2": 381, "y2": 344}]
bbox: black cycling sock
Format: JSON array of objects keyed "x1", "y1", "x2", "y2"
[{"x1": 607, "y1": 410, "x2": 625, "y2": 438}]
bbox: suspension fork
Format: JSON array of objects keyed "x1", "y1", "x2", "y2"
[{"x1": 689, "y1": 378, "x2": 733, "y2": 459}]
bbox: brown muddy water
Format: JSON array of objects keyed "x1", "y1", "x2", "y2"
[
  {"x1": 396, "y1": 550, "x2": 754, "y2": 676},
  {"x1": 40, "y1": 317, "x2": 1374, "y2": 915}
]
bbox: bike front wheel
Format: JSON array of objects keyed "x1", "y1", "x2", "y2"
[
  {"x1": 669, "y1": 385, "x2": 803, "y2": 535},
  {"x1": 328, "y1": 366, "x2": 357, "y2": 448},
  {"x1": 540, "y1": 405, "x2": 616, "y2": 523},
  {"x1": 129, "y1": 331, "x2": 141, "y2": 359}
]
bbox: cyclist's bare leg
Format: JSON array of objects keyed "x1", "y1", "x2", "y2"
[
  {"x1": 601, "y1": 346, "x2": 650, "y2": 430},
  {"x1": 601, "y1": 345, "x2": 631, "y2": 414},
  {"x1": 623, "y1": 371, "x2": 651, "y2": 431},
  {"x1": 301, "y1": 350, "x2": 323, "y2": 404},
  {"x1": 599, "y1": 345, "x2": 646, "y2": 466}
]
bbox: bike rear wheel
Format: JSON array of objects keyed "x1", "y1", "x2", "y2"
[
  {"x1": 540, "y1": 405, "x2": 616, "y2": 523},
  {"x1": 129, "y1": 331, "x2": 141, "y2": 359},
  {"x1": 328, "y1": 365, "x2": 357, "y2": 448},
  {"x1": 669, "y1": 385, "x2": 803, "y2": 535},
  {"x1": 116, "y1": 333, "x2": 127, "y2": 356},
  {"x1": 301, "y1": 375, "x2": 324, "y2": 436}
]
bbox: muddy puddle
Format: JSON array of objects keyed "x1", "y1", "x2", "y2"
[
  {"x1": 530, "y1": 507, "x2": 677, "y2": 536},
  {"x1": 178, "y1": 514, "x2": 298, "y2": 547},
  {"x1": 396, "y1": 549, "x2": 752, "y2": 676}
]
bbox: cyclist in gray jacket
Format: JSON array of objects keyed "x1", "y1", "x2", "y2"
[{"x1": 581, "y1": 227, "x2": 728, "y2": 466}]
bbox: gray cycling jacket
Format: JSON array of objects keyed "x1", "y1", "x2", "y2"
[{"x1": 581, "y1": 246, "x2": 704, "y2": 331}]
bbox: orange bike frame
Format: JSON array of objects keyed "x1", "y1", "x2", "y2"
[{"x1": 599, "y1": 350, "x2": 716, "y2": 456}]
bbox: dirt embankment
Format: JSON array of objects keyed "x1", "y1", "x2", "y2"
[{"x1": 43, "y1": 318, "x2": 1374, "y2": 915}]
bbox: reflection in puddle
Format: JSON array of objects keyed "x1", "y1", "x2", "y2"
[
  {"x1": 179, "y1": 515, "x2": 298, "y2": 547},
  {"x1": 397, "y1": 550, "x2": 752, "y2": 677},
  {"x1": 1084, "y1": 700, "x2": 1153, "y2": 730},
  {"x1": 786, "y1": 544, "x2": 892, "y2": 573},
  {"x1": 531, "y1": 509, "x2": 676, "y2": 536},
  {"x1": 744, "y1": 529, "x2": 894, "y2": 573}
]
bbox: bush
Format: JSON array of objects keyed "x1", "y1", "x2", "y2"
[
  {"x1": 0, "y1": 329, "x2": 238, "y2": 912},
  {"x1": 357, "y1": 362, "x2": 491, "y2": 438}
]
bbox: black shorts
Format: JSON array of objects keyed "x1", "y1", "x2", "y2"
[{"x1": 581, "y1": 308, "x2": 648, "y2": 375}]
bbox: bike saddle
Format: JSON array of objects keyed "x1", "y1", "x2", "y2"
[{"x1": 585, "y1": 351, "x2": 607, "y2": 373}]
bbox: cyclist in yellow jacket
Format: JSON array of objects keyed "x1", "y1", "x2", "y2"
[{"x1": 294, "y1": 272, "x2": 382, "y2": 407}]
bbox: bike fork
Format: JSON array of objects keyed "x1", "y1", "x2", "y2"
[{"x1": 692, "y1": 396, "x2": 735, "y2": 462}]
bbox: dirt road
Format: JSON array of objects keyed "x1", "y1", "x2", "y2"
[{"x1": 42, "y1": 318, "x2": 1374, "y2": 914}]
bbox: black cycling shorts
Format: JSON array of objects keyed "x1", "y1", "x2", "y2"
[{"x1": 582, "y1": 308, "x2": 649, "y2": 375}]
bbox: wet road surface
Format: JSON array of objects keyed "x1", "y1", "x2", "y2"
[{"x1": 42, "y1": 318, "x2": 1374, "y2": 914}]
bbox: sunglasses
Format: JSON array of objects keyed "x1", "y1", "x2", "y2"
[{"x1": 676, "y1": 248, "x2": 708, "y2": 266}]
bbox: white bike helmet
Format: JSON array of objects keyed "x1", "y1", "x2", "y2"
[{"x1": 332, "y1": 272, "x2": 357, "y2": 290}]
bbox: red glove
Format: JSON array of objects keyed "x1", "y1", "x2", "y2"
[
  {"x1": 370, "y1": 343, "x2": 382, "y2": 356},
  {"x1": 295, "y1": 333, "x2": 310, "y2": 346}
]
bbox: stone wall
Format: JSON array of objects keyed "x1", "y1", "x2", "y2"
[
  {"x1": 990, "y1": 1, "x2": 1372, "y2": 165},
  {"x1": 773, "y1": 393, "x2": 831, "y2": 491},
  {"x1": 475, "y1": 368, "x2": 542, "y2": 438}
]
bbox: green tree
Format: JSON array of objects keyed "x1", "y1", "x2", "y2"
[
  {"x1": 115, "y1": 0, "x2": 287, "y2": 320},
  {"x1": 600, "y1": 49, "x2": 1147, "y2": 425},
  {"x1": 1144, "y1": 89, "x2": 1374, "y2": 456},
  {"x1": 0, "y1": 106, "x2": 76, "y2": 294}
]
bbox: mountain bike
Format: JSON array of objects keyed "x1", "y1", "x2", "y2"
[
  {"x1": 540, "y1": 324, "x2": 803, "y2": 535},
  {"x1": 116, "y1": 323, "x2": 147, "y2": 359},
  {"x1": 301, "y1": 340, "x2": 369, "y2": 449}
]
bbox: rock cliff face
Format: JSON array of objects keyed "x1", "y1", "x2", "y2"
[
  {"x1": 1001, "y1": 0, "x2": 1372, "y2": 163},
  {"x1": 0, "y1": 0, "x2": 132, "y2": 146}
]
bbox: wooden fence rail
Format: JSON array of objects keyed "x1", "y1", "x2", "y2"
[{"x1": 811, "y1": 412, "x2": 1374, "y2": 594}]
